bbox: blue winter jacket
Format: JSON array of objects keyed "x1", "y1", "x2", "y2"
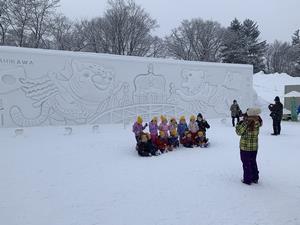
[{"x1": 177, "y1": 123, "x2": 188, "y2": 137}]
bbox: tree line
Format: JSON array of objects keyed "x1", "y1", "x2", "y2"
[{"x1": 1, "y1": 0, "x2": 300, "y2": 76}]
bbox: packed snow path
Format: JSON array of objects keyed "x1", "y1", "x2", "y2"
[{"x1": 1, "y1": 117, "x2": 299, "y2": 225}]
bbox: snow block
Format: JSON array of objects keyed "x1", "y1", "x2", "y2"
[{"x1": 0, "y1": 46, "x2": 254, "y2": 128}]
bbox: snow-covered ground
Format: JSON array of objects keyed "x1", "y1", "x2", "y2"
[{"x1": 1, "y1": 73, "x2": 300, "y2": 225}]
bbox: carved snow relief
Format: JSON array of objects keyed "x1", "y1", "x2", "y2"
[{"x1": 0, "y1": 47, "x2": 254, "y2": 127}]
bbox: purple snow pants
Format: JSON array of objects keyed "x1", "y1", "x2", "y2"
[{"x1": 240, "y1": 150, "x2": 259, "y2": 184}]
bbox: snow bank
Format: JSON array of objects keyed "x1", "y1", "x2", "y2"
[{"x1": 253, "y1": 71, "x2": 300, "y2": 104}]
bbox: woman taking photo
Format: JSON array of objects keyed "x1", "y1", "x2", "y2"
[{"x1": 236, "y1": 108, "x2": 263, "y2": 185}]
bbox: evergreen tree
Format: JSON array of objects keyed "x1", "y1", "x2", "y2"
[
  {"x1": 292, "y1": 29, "x2": 300, "y2": 45},
  {"x1": 221, "y1": 18, "x2": 267, "y2": 73},
  {"x1": 221, "y1": 18, "x2": 246, "y2": 64},
  {"x1": 291, "y1": 29, "x2": 300, "y2": 76}
]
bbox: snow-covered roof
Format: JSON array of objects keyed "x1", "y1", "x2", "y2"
[{"x1": 284, "y1": 91, "x2": 300, "y2": 97}]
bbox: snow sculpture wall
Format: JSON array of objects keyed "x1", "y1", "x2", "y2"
[{"x1": 0, "y1": 46, "x2": 254, "y2": 128}]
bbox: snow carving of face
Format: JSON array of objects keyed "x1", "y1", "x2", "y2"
[
  {"x1": 69, "y1": 61, "x2": 115, "y2": 103},
  {"x1": 181, "y1": 69, "x2": 205, "y2": 94},
  {"x1": 0, "y1": 67, "x2": 25, "y2": 94}
]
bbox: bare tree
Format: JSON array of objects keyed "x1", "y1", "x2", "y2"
[
  {"x1": 166, "y1": 18, "x2": 225, "y2": 62},
  {"x1": 146, "y1": 36, "x2": 166, "y2": 58},
  {"x1": 50, "y1": 14, "x2": 73, "y2": 50},
  {"x1": 69, "y1": 20, "x2": 90, "y2": 51},
  {"x1": 265, "y1": 40, "x2": 294, "y2": 74},
  {"x1": 102, "y1": 0, "x2": 157, "y2": 56},
  {"x1": 27, "y1": 0, "x2": 60, "y2": 48},
  {"x1": 0, "y1": 0, "x2": 10, "y2": 44},
  {"x1": 4, "y1": 0, "x2": 34, "y2": 46},
  {"x1": 78, "y1": 17, "x2": 110, "y2": 53}
]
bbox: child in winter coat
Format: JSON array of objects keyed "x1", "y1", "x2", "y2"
[
  {"x1": 168, "y1": 129, "x2": 179, "y2": 150},
  {"x1": 149, "y1": 116, "x2": 158, "y2": 144},
  {"x1": 181, "y1": 131, "x2": 194, "y2": 148},
  {"x1": 177, "y1": 116, "x2": 188, "y2": 144},
  {"x1": 196, "y1": 113, "x2": 210, "y2": 139},
  {"x1": 188, "y1": 115, "x2": 199, "y2": 141},
  {"x1": 168, "y1": 117, "x2": 178, "y2": 134},
  {"x1": 158, "y1": 115, "x2": 169, "y2": 137},
  {"x1": 132, "y1": 116, "x2": 148, "y2": 142},
  {"x1": 136, "y1": 133, "x2": 157, "y2": 157},
  {"x1": 194, "y1": 131, "x2": 209, "y2": 148},
  {"x1": 156, "y1": 131, "x2": 170, "y2": 153}
]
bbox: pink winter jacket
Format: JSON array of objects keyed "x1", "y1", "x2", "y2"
[
  {"x1": 188, "y1": 121, "x2": 199, "y2": 133},
  {"x1": 158, "y1": 122, "x2": 169, "y2": 135}
]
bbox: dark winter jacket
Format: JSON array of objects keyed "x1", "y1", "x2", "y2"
[
  {"x1": 137, "y1": 140, "x2": 157, "y2": 156},
  {"x1": 196, "y1": 119, "x2": 210, "y2": 133},
  {"x1": 230, "y1": 103, "x2": 241, "y2": 117},
  {"x1": 194, "y1": 135, "x2": 208, "y2": 145},
  {"x1": 269, "y1": 102, "x2": 283, "y2": 120},
  {"x1": 137, "y1": 142, "x2": 151, "y2": 156},
  {"x1": 168, "y1": 135, "x2": 179, "y2": 147}
]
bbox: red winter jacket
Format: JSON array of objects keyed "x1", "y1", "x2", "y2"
[{"x1": 156, "y1": 136, "x2": 169, "y2": 151}]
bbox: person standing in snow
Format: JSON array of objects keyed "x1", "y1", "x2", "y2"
[
  {"x1": 236, "y1": 108, "x2": 263, "y2": 185},
  {"x1": 149, "y1": 116, "x2": 158, "y2": 144},
  {"x1": 230, "y1": 100, "x2": 241, "y2": 127},
  {"x1": 177, "y1": 116, "x2": 189, "y2": 144},
  {"x1": 158, "y1": 115, "x2": 169, "y2": 137},
  {"x1": 268, "y1": 96, "x2": 283, "y2": 135},
  {"x1": 132, "y1": 116, "x2": 148, "y2": 142}
]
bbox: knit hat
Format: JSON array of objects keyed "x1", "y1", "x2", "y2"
[
  {"x1": 160, "y1": 115, "x2": 167, "y2": 122},
  {"x1": 190, "y1": 115, "x2": 196, "y2": 121},
  {"x1": 179, "y1": 116, "x2": 186, "y2": 121},
  {"x1": 137, "y1": 116, "x2": 143, "y2": 124},
  {"x1": 197, "y1": 131, "x2": 204, "y2": 136},
  {"x1": 197, "y1": 113, "x2": 203, "y2": 119},
  {"x1": 152, "y1": 116, "x2": 158, "y2": 122},
  {"x1": 170, "y1": 117, "x2": 176, "y2": 123},
  {"x1": 274, "y1": 96, "x2": 280, "y2": 102},
  {"x1": 246, "y1": 108, "x2": 261, "y2": 116}
]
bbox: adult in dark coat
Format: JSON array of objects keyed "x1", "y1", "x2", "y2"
[
  {"x1": 230, "y1": 99, "x2": 241, "y2": 127},
  {"x1": 268, "y1": 96, "x2": 283, "y2": 135}
]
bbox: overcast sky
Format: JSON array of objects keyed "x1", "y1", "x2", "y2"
[{"x1": 59, "y1": 0, "x2": 300, "y2": 43}]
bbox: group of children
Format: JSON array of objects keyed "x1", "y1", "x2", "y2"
[{"x1": 132, "y1": 113, "x2": 210, "y2": 157}]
